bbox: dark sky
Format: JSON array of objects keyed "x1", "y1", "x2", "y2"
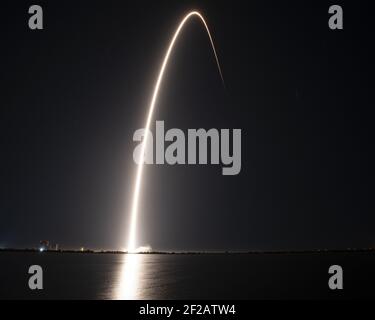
[{"x1": 1, "y1": 0, "x2": 374, "y2": 251}]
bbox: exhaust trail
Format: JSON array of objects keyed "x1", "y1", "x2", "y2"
[{"x1": 127, "y1": 11, "x2": 224, "y2": 252}]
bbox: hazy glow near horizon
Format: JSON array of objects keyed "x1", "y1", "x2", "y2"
[{"x1": 127, "y1": 11, "x2": 224, "y2": 253}]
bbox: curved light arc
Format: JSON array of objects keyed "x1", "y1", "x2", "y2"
[{"x1": 127, "y1": 11, "x2": 224, "y2": 252}]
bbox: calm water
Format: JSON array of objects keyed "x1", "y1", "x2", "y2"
[{"x1": 0, "y1": 252, "x2": 374, "y2": 299}]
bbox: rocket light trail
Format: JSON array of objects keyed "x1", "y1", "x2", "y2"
[{"x1": 127, "y1": 11, "x2": 224, "y2": 253}]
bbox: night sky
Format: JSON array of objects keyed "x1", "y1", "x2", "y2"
[{"x1": 1, "y1": 0, "x2": 374, "y2": 251}]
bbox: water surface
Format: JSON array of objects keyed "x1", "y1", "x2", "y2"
[{"x1": 0, "y1": 252, "x2": 374, "y2": 299}]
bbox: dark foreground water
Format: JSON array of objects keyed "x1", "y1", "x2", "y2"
[{"x1": 0, "y1": 252, "x2": 374, "y2": 299}]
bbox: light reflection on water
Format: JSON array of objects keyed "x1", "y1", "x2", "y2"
[
  {"x1": 112, "y1": 254, "x2": 179, "y2": 300},
  {"x1": 114, "y1": 254, "x2": 143, "y2": 300}
]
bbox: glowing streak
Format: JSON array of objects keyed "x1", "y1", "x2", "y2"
[
  {"x1": 127, "y1": 11, "x2": 224, "y2": 252},
  {"x1": 115, "y1": 254, "x2": 142, "y2": 299}
]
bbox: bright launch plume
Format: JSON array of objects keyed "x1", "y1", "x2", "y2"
[{"x1": 127, "y1": 11, "x2": 224, "y2": 252}]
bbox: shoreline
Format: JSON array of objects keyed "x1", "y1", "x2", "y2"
[{"x1": 0, "y1": 248, "x2": 374, "y2": 255}]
